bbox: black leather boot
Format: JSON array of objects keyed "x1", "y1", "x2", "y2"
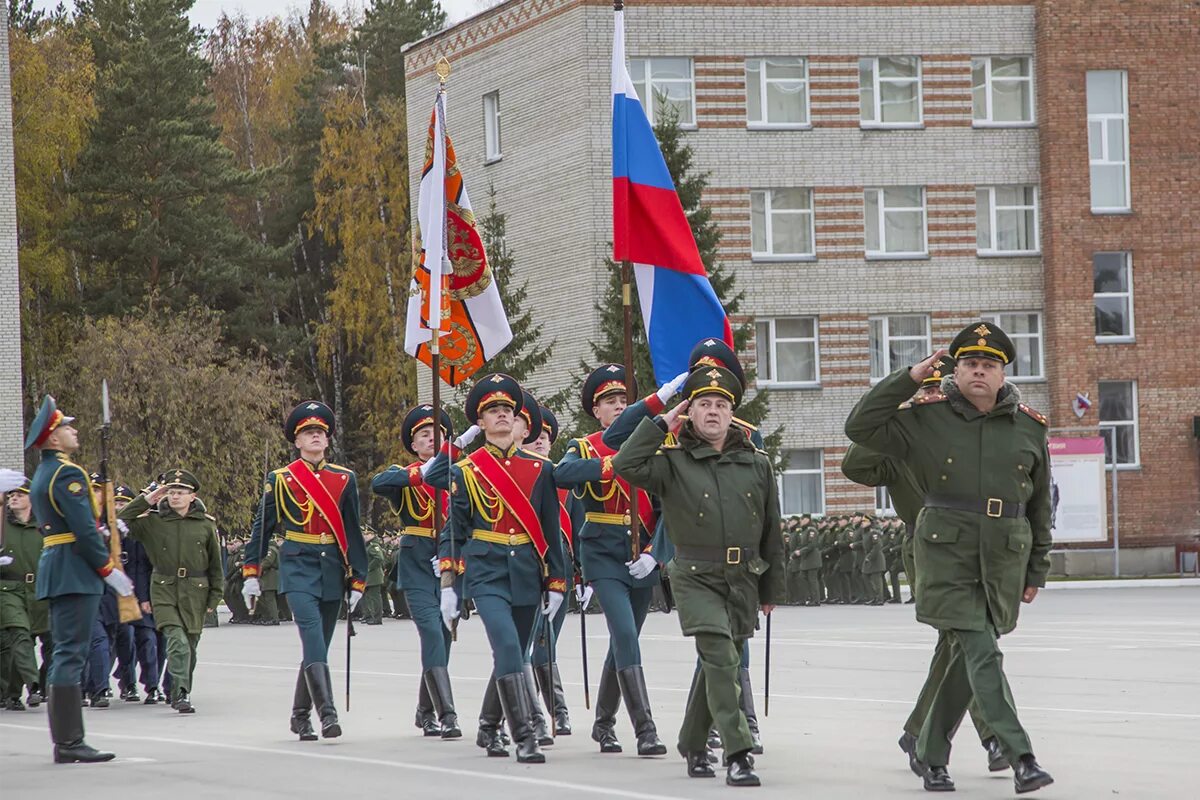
[
  {"x1": 476, "y1": 675, "x2": 508, "y2": 757},
  {"x1": 983, "y1": 736, "x2": 1010, "y2": 772},
  {"x1": 497, "y1": 672, "x2": 545, "y2": 764},
  {"x1": 535, "y1": 662, "x2": 571, "y2": 735},
  {"x1": 424, "y1": 667, "x2": 461, "y2": 739},
  {"x1": 683, "y1": 748, "x2": 716, "y2": 778},
  {"x1": 414, "y1": 677, "x2": 441, "y2": 736},
  {"x1": 523, "y1": 664, "x2": 553, "y2": 745},
  {"x1": 290, "y1": 666, "x2": 317, "y2": 741},
  {"x1": 303, "y1": 663, "x2": 341, "y2": 738},
  {"x1": 737, "y1": 667, "x2": 763, "y2": 755},
  {"x1": 617, "y1": 665, "x2": 667, "y2": 756},
  {"x1": 48, "y1": 685, "x2": 115, "y2": 764},
  {"x1": 590, "y1": 666, "x2": 622, "y2": 753},
  {"x1": 898, "y1": 731, "x2": 922, "y2": 776},
  {"x1": 922, "y1": 764, "x2": 955, "y2": 792},
  {"x1": 725, "y1": 750, "x2": 760, "y2": 787},
  {"x1": 707, "y1": 728, "x2": 723, "y2": 750},
  {"x1": 1013, "y1": 754, "x2": 1053, "y2": 794}
]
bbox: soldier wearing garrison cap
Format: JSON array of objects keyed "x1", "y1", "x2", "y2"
[
  {"x1": 371, "y1": 404, "x2": 459, "y2": 739},
  {"x1": 241, "y1": 400, "x2": 368, "y2": 741},
  {"x1": 845, "y1": 321, "x2": 1054, "y2": 794}
]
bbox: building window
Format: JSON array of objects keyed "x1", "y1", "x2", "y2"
[
  {"x1": 981, "y1": 312, "x2": 1044, "y2": 380},
  {"x1": 972, "y1": 56, "x2": 1034, "y2": 125},
  {"x1": 859, "y1": 56, "x2": 922, "y2": 127},
  {"x1": 865, "y1": 187, "x2": 927, "y2": 258},
  {"x1": 483, "y1": 91, "x2": 501, "y2": 162},
  {"x1": 746, "y1": 57, "x2": 809, "y2": 127},
  {"x1": 779, "y1": 449, "x2": 824, "y2": 515},
  {"x1": 1087, "y1": 70, "x2": 1130, "y2": 212},
  {"x1": 874, "y1": 485, "x2": 895, "y2": 517},
  {"x1": 1093, "y1": 252, "x2": 1134, "y2": 341},
  {"x1": 976, "y1": 186, "x2": 1039, "y2": 255},
  {"x1": 755, "y1": 316, "x2": 819, "y2": 386},
  {"x1": 751, "y1": 189, "x2": 814, "y2": 259},
  {"x1": 1099, "y1": 380, "x2": 1139, "y2": 468},
  {"x1": 869, "y1": 314, "x2": 930, "y2": 381},
  {"x1": 629, "y1": 57, "x2": 695, "y2": 126}
]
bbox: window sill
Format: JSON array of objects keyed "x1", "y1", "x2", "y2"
[
  {"x1": 751, "y1": 254, "x2": 817, "y2": 263},
  {"x1": 860, "y1": 123, "x2": 924, "y2": 131},
  {"x1": 1105, "y1": 463, "x2": 1142, "y2": 472},
  {"x1": 484, "y1": 156, "x2": 503, "y2": 166},
  {"x1": 1090, "y1": 208, "x2": 1133, "y2": 216},
  {"x1": 1005, "y1": 376, "x2": 1046, "y2": 384},
  {"x1": 977, "y1": 250, "x2": 1042, "y2": 258},
  {"x1": 1095, "y1": 336, "x2": 1136, "y2": 344},
  {"x1": 747, "y1": 123, "x2": 813, "y2": 131},
  {"x1": 758, "y1": 382, "x2": 822, "y2": 390},
  {"x1": 866, "y1": 252, "x2": 931, "y2": 261},
  {"x1": 972, "y1": 121, "x2": 1037, "y2": 129}
]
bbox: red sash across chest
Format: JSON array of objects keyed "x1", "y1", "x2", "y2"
[
  {"x1": 284, "y1": 459, "x2": 349, "y2": 559},
  {"x1": 466, "y1": 448, "x2": 549, "y2": 558},
  {"x1": 583, "y1": 431, "x2": 655, "y2": 533}
]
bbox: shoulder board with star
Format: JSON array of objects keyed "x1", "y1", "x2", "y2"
[
  {"x1": 1018, "y1": 403, "x2": 1048, "y2": 425},
  {"x1": 518, "y1": 448, "x2": 552, "y2": 462},
  {"x1": 205, "y1": 513, "x2": 217, "y2": 522},
  {"x1": 324, "y1": 462, "x2": 353, "y2": 474},
  {"x1": 732, "y1": 416, "x2": 758, "y2": 432}
]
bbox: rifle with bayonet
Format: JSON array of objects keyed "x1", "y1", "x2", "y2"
[{"x1": 100, "y1": 380, "x2": 142, "y2": 624}]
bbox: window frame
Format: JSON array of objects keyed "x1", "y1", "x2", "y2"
[
  {"x1": 868, "y1": 314, "x2": 931, "y2": 383},
  {"x1": 971, "y1": 55, "x2": 1036, "y2": 127},
  {"x1": 976, "y1": 186, "x2": 1041, "y2": 256},
  {"x1": 859, "y1": 56, "x2": 924, "y2": 130},
  {"x1": 1098, "y1": 380, "x2": 1140, "y2": 470},
  {"x1": 864, "y1": 186, "x2": 928, "y2": 259},
  {"x1": 777, "y1": 449, "x2": 826, "y2": 516},
  {"x1": 750, "y1": 188, "x2": 816, "y2": 261},
  {"x1": 745, "y1": 56, "x2": 811, "y2": 130},
  {"x1": 755, "y1": 316, "x2": 821, "y2": 388},
  {"x1": 874, "y1": 485, "x2": 896, "y2": 517},
  {"x1": 980, "y1": 311, "x2": 1045, "y2": 382},
  {"x1": 628, "y1": 56, "x2": 697, "y2": 129},
  {"x1": 1093, "y1": 251, "x2": 1136, "y2": 343},
  {"x1": 483, "y1": 90, "x2": 502, "y2": 164},
  {"x1": 1086, "y1": 70, "x2": 1131, "y2": 214}
]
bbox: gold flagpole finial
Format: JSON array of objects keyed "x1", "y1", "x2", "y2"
[{"x1": 435, "y1": 56, "x2": 451, "y2": 85}]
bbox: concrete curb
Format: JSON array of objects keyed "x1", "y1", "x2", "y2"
[{"x1": 1041, "y1": 577, "x2": 1200, "y2": 590}]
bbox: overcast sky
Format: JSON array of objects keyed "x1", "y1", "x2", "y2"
[{"x1": 31, "y1": 0, "x2": 503, "y2": 30}]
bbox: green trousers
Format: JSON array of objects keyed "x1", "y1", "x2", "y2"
[
  {"x1": 901, "y1": 536, "x2": 916, "y2": 600},
  {"x1": 800, "y1": 569, "x2": 821, "y2": 603},
  {"x1": 864, "y1": 571, "x2": 885, "y2": 603},
  {"x1": 917, "y1": 627, "x2": 1031, "y2": 767},
  {"x1": 679, "y1": 633, "x2": 753, "y2": 756},
  {"x1": 362, "y1": 585, "x2": 383, "y2": 623},
  {"x1": 905, "y1": 630, "x2": 992, "y2": 741},
  {"x1": 0, "y1": 627, "x2": 38, "y2": 697},
  {"x1": 256, "y1": 590, "x2": 279, "y2": 623},
  {"x1": 785, "y1": 571, "x2": 805, "y2": 604},
  {"x1": 162, "y1": 625, "x2": 201, "y2": 700}
]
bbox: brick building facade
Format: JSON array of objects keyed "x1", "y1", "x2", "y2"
[
  {"x1": 403, "y1": 0, "x2": 1199, "y2": 568},
  {"x1": 1, "y1": 20, "x2": 25, "y2": 469}
]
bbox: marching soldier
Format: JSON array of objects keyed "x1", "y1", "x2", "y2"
[
  {"x1": 241, "y1": 401, "x2": 369, "y2": 741},
  {"x1": 845, "y1": 322, "x2": 1054, "y2": 794},
  {"x1": 1, "y1": 479, "x2": 45, "y2": 710},
  {"x1": 118, "y1": 469, "x2": 223, "y2": 713},
  {"x1": 614, "y1": 367, "x2": 785, "y2": 787},
  {"x1": 862, "y1": 518, "x2": 887, "y2": 605},
  {"x1": 362, "y1": 528, "x2": 386, "y2": 624},
  {"x1": 255, "y1": 540, "x2": 281, "y2": 625},
  {"x1": 223, "y1": 538, "x2": 250, "y2": 624},
  {"x1": 797, "y1": 525, "x2": 823, "y2": 607},
  {"x1": 554, "y1": 365, "x2": 668, "y2": 757},
  {"x1": 370, "y1": 404, "x2": 460, "y2": 740},
  {"x1": 432, "y1": 374, "x2": 567, "y2": 764},
  {"x1": 783, "y1": 517, "x2": 805, "y2": 605},
  {"x1": 26, "y1": 395, "x2": 133, "y2": 763}
]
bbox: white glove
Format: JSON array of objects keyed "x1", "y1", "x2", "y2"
[
  {"x1": 440, "y1": 587, "x2": 459, "y2": 628},
  {"x1": 0, "y1": 468, "x2": 25, "y2": 493},
  {"x1": 348, "y1": 589, "x2": 363, "y2": 612},
  {"x1": 627, "y1": 552, "x2": 657, "y2": 580},
  {"x1": 431, "y1": 556, "x2": 441, "y2": 578},
  {"x1": 103, "y1": 569, "x2": 134, "y2": 597},
  {"x1": 454, "y1": 425, "x2": 481, "y2": 449},
  {"x1": 0, "y1": 555, "x2": 13, "y2": 567},
  {"x1": 419, "y1": 458, "x2": 436, "y2": 477},
  {"x1": 656, "y1": 372, "x2": 689, "y2": 404},
  {"x1": 242, "y1": 576, "x2": 262, "y2": 607},
  {"x1": 575, "y1": 583, "x2": 594, "y2": 610},
  {"x1": 543, "y1": 590, "x2": 564, "y2": 618},
  {"x1": 116, "y1": 519, "x2": 128, "y2": 535}
]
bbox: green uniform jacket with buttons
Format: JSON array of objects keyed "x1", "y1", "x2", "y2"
[
  {"x1": 863, "y1": 530, "x2": 887, "y2": 574},
  {"x1": 1, "y1": 511, "x2": 49, "y2": 632},
  {"x1": 798, "y1": 531, "x2": 823, "y2": 570},
  {"x1": 119, "y1": 494, "x2": 225, "y2": 635},
  {"x1": 613, "y1": 418, "x2": 785, "y2": 640},
  {"x1": 260, "y1": 541, "x2": 280, "y2": 592},
  {"x1": 365, "y1": 539, "x2": 386, "y2": 586},
  {"x1": 844, "y1": 368, "x2": 1053, "y2": 635},
  {"x1": 784, "y1": 529, "x2": 804, "y2": 573}
]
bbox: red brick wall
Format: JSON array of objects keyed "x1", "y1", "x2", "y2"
[{"x1": 1036, "y1": 0, "x2": 1200, "y2": 547}]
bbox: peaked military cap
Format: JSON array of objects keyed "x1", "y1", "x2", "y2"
[
  {"x1": 401, "y1": 404, "x2": 453, "y2": 456},
  {"x1": 466, "y1": 373, "x2": 523, "y2": 423},
  {"x1": 25, "y1": 395, "x2": 75, "y2": 450},
  {"x1": 161, "y1": 468, "x2": 200, "y2": 492},
  {"x1": 539, "y1": 406, "x2": 560, "y2": 444},
  {"x1": 581, "y1": 364, "x2": 631, "y2": 417},
  {"x1": 923, "y1": 353, "x2": 955, "y2": 386},
  {"x1": 689, "y1": 338, "x2": 745, "y2": 389},
  {"x1": 683, "y1": 365, "x2": 743, "y2": 409},
  {"x1": 285, "y1": 400, "x2": 336, "y2": 441},
  {"x1": 949, "y1": 321, "x2": 1014, "y2": 365},
  {"x1": 113, "y1": 484, "x2": 136, "y2": 502},
  {"x1": 88, "y1": 471, "x2": 102, "y2": 488},
  {"x1": 9, "y1": 478, "x2": 31, "y2": 495},
  {"x1": 517, "y1": 389, "x2": 543, "y2": 445}
]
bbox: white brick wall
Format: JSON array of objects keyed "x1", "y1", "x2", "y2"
[{"x1": 0, "y1": 21, "x2": 25, "y2": 469}]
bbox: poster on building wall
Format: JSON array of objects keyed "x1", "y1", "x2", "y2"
[{"x1": 1047, "y1": 437, "x2": 1108, "y2": 543}]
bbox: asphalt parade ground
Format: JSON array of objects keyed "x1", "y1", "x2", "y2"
[{"x1": 3, "y1": 586, "x2": 1198, "y2": 799}]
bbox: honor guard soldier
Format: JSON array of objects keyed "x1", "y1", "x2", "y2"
[
  {"x1": 845, "y1": 322, "x2": 1054, "y2": 794},
  {"x1": 554, "y1": 365, "x2": 667, "y2": 757},
  {"x1": 1, "y1": 479, "x2": 46, "y2": 710},
  {"x1": 26, "y1": 396, "x2": 134, "y2": 763},
  {"x1": 118, "y1": 469, "x2": 223, "y2": 713},
  {"x1": 242, "y1": 401, "x2": 369, "y2": 741},
  {"x1": 113, "y1": 484, "x2": 162, "y2": 703},
  {"x1": 432, "y1": 374, "x2": 567, "y2": 764},
  {"x1": 614, "y1": 367, "x2": 785, "y2": 787},
  {"x1": 370, "y1": 404, "x2": 460, "y2": 740}
]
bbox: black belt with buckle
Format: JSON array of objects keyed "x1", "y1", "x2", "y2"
[
  {"x1": 155, "y1": 568, "x2": 189, "y2": 579},
  {"x1": 924, "y1": 493, "x2": 1026, "y2": 519},
  {"x1": 675, "y1": 545, "x2": 759, "y2": 565},
  {"x1": 25, "y1": 573, "x2": 35, "y2": 584}
]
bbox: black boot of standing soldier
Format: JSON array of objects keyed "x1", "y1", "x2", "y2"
[
  {"x1": 591, "y1": 666, "x2": 623, "y2": 753},
  {"x1": 497, "y1": 672, "x2": 545, "y2": 764},
  {"x1": 616, "y1": 666, "x2": 667, "y2": 756},
  {"x1": 303, "y1": 663, "x2": 341, "y2": 738}
]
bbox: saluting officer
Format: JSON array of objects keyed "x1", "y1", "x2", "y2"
[
  {"x1": 845, "y1": 322, "x2": 1054, "y2": 794},
  {"x1": 26, "y1": 396, "x2": 134, "y2": 763},
  {"x1": 242, "y1": 401, "x2": 369, "y2": 741}
]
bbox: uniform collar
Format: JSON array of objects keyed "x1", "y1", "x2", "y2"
[
  {"x1": 298, "y1": 457, "x2": 328, "y2": 472},
  {"x1": 483, "y1": 441, "x2": 519, "y2": 459}
]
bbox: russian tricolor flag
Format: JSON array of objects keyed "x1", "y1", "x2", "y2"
[{"x1": 612, "y1": 7, "x2": 733, "y2": 385}]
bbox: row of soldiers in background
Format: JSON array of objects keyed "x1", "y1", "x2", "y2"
[{"x1": 781, "y1": 513, "x2": 911, "y2": 607}]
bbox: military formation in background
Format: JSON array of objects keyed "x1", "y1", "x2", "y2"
[{"x1": 780, "y1": 513, "x2": 910, "y2": 607}]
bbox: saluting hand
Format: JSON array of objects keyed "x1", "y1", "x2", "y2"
[
  {"x1": 662, "y1": 400, "x2": 689, "y2": 434},
  {"x1": 909, "y1": 349, "x2": 950, "y2": 384},
  {"x1": 145, "y1": 485, "x2": 169, "y2": 505}
]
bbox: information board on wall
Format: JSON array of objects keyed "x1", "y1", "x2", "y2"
[{"x1": 1047, "y1": 436, "x2": 1109, "y2": 543}]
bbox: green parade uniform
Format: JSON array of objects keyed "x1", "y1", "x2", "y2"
[
  {"x1": 256, "y1": 540, "x2": 281, "y2": 624},
  {"x1": 797, "y1": 528, "x2": 823, "y2": 606},
  {"x1": 783, "y1": 523, "x2": 805, "y2": 605},
  {"x1": 1, "y1": 483, "x2": 46, "y2": 709},
  {"x1": 845, "y1": 322, "x2": 1054, "y2": 794},
  {"x1": 362, "y1": 533, "x2": 386, "y2": 624},
  {"x1": 224, "y1": 540, "x2": 250, "y2": 623}
]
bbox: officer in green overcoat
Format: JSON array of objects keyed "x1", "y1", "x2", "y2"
[
  {"x1": 845, "y1": 321, "x2": 1055, "y2": 794},
  {"x1": 614, "y1": 366, "x2": 784, "y2": 787},
  {"x1": 1, "y1": 480, "x2": 46, "y2": 709},
  {"x1": 119, "y1": 469, "x2": 223, "y2": 713}
]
